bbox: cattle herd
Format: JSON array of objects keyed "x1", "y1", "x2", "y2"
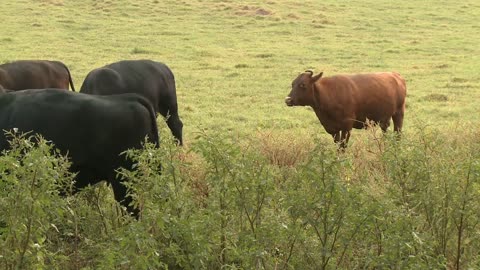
[
  {"x1": 0, "y1": 59, "x2": 177, "y2": 217},
  {"x1": 0, "y1": 59, "x2": 407, "y2": 217}
]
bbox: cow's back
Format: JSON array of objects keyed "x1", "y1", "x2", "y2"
[
  {"x1": 80, "y1": 60, "x2": 177, "y2": 113},
  {"x1": 0, "y1": 60, "x2": 71, "y2": 90},
  {"x1": 0, "y1": 89, "x2": 158, "y2": 167},
  {"x1": 80, "y1": 67, "x2": 126, "y2": 95},
  {"x1": 320, "y1": 72, "x2": 405, "y2": 123}
]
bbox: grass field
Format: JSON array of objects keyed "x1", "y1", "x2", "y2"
[
  {"x1": 1, "y1": 1, "x2": 480, "y2": 269},
  {"x1": 1, "y1": 0, "x2": 479, "y2": 145}
]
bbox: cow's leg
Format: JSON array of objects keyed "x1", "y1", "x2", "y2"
[
  {"x1": 341, "y1": 130, "x2": 351, "y2": 149},
  {"x1": 343, "y1": 130, "x2": 351, "y2": 145},
  {"x1": 380, "y1": 119, "x2": 391, "y2": 133},
  {"x1": 392, "y1": 107, "x2": 405, "y2": 142},
  {"x1": 333, "y1": 130, "x2": 350, "y2": 149},
  {"x1": 110, "y1": 174, "x2": 139, "y2": 219},
  {"x1": 62, "y1": 167, "x2": 98, "y2": 196},
  {"x1": 332, "y1": 131, "x2": 341, "y2": 145},
  {"x1": 392, "y1": 111, "x2": 404, "y2": 133}
]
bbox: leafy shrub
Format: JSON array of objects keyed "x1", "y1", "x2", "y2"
[
  {"x1": 0, "y1": 133, "x2": 74, "y2": 269},
  {"x1": 1, "y1": 126, "x2": 480, "y2": 269}
]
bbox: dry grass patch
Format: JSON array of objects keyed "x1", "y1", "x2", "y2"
[
  {"x1": 424, "y1": 93, "x2": 448, "y2": 102},
  {"x1": 255, "y1": 130, "x2": 315, "y2": 167},
  {"x1": 234, "y1": 5, "x2": 274, "y2": 17},
  {"x1": 176, "y1": 148, "x2": 209, "y2": 206},
  {"x1": 40, "y1": 0, "x2": 64, "y2": 6}
]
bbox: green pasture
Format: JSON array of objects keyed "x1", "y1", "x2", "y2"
[
  {"x1": 1, "y1": 1, "x2": 480, "y2": 269},
  {"x1": 1, "y1": 0, "x2": 479, "y2": 144}
]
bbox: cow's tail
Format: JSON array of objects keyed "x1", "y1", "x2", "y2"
[
  {"x1": 136, "y1": 96, "x2": 160, "y2": 148},
  {"x1": 392, "y1": 72, "x2": 407, "y2": 113},
  {"x1": 392, "y1": 71, "x2": 405, "y2": 86},
  {"x1": 61, "y1": 62, "x2": 76, "y2": 91}
]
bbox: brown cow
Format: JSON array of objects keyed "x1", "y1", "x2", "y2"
[
  {"x1": 0, "y1": 60, "x2": 75, "y2": 91},
  {"x1": 285, "y1": 70, "x2": 406, "y2": 148}
]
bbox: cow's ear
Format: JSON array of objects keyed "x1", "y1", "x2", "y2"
[{"x1": 312, "y1": 72, "x2": 323, "y2": 82}]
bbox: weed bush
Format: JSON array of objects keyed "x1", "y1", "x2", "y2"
[
  {"x1": 0, "y1": 133, "x2": 74, "y2": 269},
  {"x1": 1, "y1": 126, "x2": 479, "y2": 269}
]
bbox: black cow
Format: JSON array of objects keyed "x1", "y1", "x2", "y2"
[
  {"x1": 80, "y1": 60, "x2": 183, "y2": 145},
  {"x1": 0, "y1": 60, "x2": 75, "y2": 91},
  {"x1": 0, "y1": 89, "x2": 159, "y2": 217}
]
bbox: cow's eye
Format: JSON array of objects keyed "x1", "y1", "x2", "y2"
[{"x1": 300, "y1": 83, "x2": 305, "y2": 88}]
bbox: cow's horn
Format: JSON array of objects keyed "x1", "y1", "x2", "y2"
[{"x1": 304, "y1": 70, "x2": 314, "y2": 76}]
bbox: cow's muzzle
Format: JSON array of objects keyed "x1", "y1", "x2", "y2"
[{"x1": 285, "y1": 97, "x2": 294, "y2": 106}]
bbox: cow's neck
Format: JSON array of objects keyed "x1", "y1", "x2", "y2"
[
  {"x1": 311, "y1": 82, "x2": 336, "y2": 122},
  {"x1": 311, "y1": 82, "x2": 329, "y2": 111}
]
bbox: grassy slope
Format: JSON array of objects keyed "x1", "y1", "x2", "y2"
[{"x1": 0, "y1": 0, "x2": 479, "y2": 145}]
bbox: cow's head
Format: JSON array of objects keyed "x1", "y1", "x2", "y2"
[{"x1": 285, "y1": 70, "x2": 323, "y2": 106}]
